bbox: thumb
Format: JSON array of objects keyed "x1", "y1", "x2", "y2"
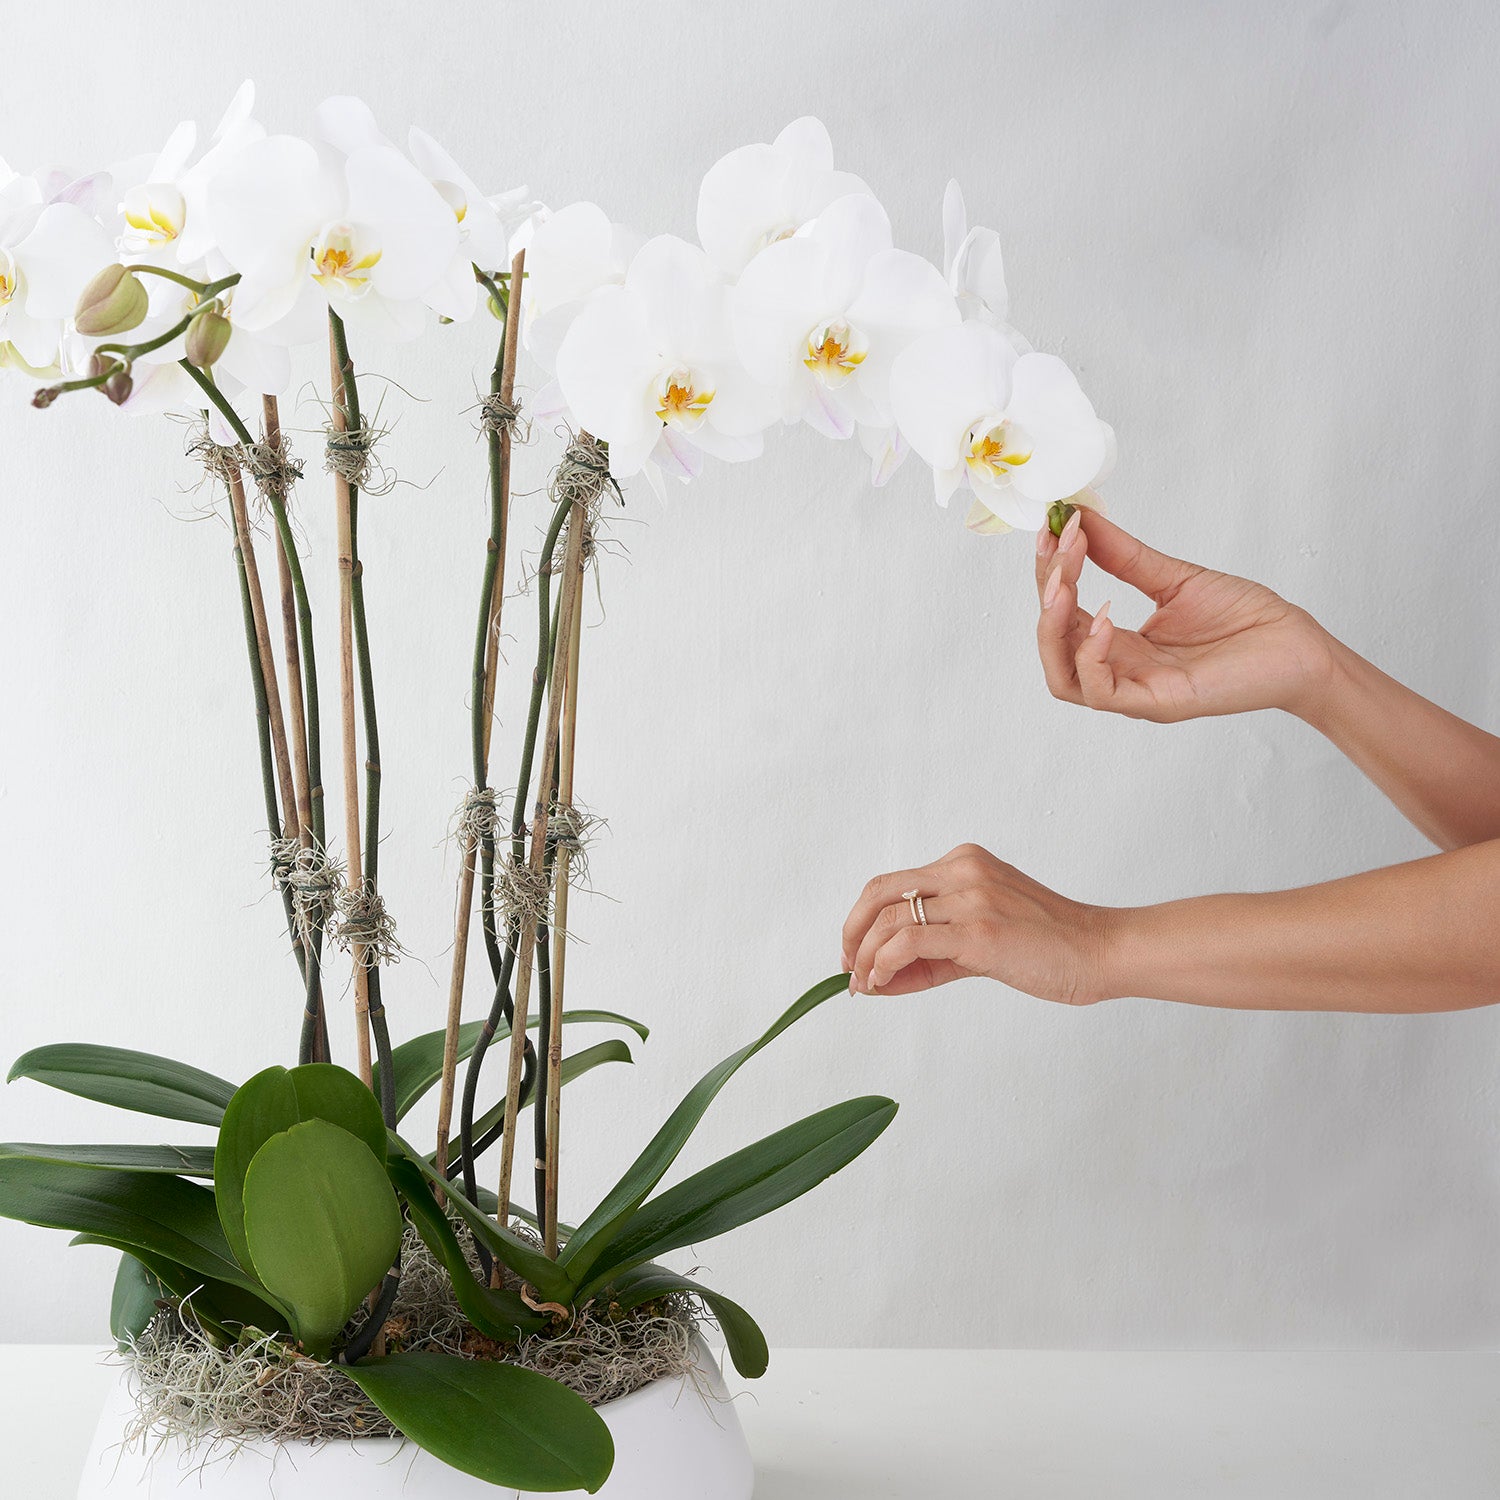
[{"x1": 1080, "y1": 511, "x2": 1195, "y2": 603}]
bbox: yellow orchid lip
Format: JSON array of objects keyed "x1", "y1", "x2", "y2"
[
  {"x1": 803, "y1": 319, "x2": 866, "y2": 388},
  {"x1": 655, "y1": 368, "x2": 715, "y2": 432},
  {"x1": 964, "y1": 418, "x2": 1031, "y2": 485},
  {"x1": 0, "y1": 251, "x2": 16, "y2": 306},
  {"x1": 121, "y1": 185, "x2": 186, "y2": 247},
  {"x1": 311, "y1": 225, "x2": 383, "y2": 299}
]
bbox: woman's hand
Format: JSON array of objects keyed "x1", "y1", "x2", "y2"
[
  {"x1": 841, "y1": 843, "x2": 1113, "y2": 1003},
  {"x1": 1037, "y1": 509, "x2": 1334, "y2": 721}
]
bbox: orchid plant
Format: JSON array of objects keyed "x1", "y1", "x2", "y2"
[{"x1": 0, "y1": 87, "x2": 1113, "y2": 1492}]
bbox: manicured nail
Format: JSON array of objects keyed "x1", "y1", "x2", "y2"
[
  {"x1": 1035, "y1": 525, "x2": 1049, "y2": 556},
  {"x1": 847, "y1": 974, "x2": 859, "y2": 995},
  {"x1": 1043, "y1": 564, "x2": 1062, "y2": 607},
  {"x1": 1089, "y1": 600, "x2": 1112, "y2": 637},
  {"x1": 1061, "y1": 509, "x2": 1083, "y2": 547}
]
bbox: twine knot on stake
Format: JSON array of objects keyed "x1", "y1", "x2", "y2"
[
  {"x1": 492, "y1": 852, "x2": 552, "y2": 939},
  {"x1": 546, "y1": 800, "x2": 603, "y2": 885},
  {"x1": 271, "y1": 839, "x2": 346, "y2": 942},
  {"x1": 453, "y1": 786, "x2": 505, "y2": 854},
  {"x1": 551, "y1": 431, "x2": 621, "y2": 511},
  {"x1": 332, "y1": 880, "x2": 402, "y2": 968},
  {"x1": 241, "y1": 436, "x2": 305, "y2": 502},
  {"x1": 324, "y1": 418, "x2": 396, "y2": 495},
  {"x1": 478, "y1": 393, "x2": 528, "y2": 441},
  {"x1": 186, "y1": 424, "x2": 242, "y2": 488}
]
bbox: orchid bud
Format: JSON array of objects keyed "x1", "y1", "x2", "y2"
[
  {"x1": 74, "y1": 264, "x2": 147, "y2": 337},
  {"x1": 87, "y1": 353, "x2": 133, "y2": 406},
  {"x1": 184, "y1": 307, "x2": 232, "y2": 369},
  {"x1": 1047, "y1": 500, "x2": 1076, "y2": 537}
]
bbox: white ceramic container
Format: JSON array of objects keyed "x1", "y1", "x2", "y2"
[{"x1": 76, "y1": 1338, "x2": 753, "y2": 1499}]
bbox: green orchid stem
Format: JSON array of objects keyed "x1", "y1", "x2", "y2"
[
  {"x1": 328, "y1": 310, "x2": 397, "y2": 1129},
  {"x1": 97, "y1": 313, "x2": 197, "y2": 361},
  {"x1": 31, "y1": 365, "x2": 121, "y2": 405},
  {"x1": 125, "y1": 264, "x2": 240, "y2": 299},
  {"x1": 457, "y1": 506, "x2": 568, "y2": 1231}
]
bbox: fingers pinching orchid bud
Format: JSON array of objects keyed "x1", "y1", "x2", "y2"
[
  {"x1": 1047, "y1": 501, "x2": 1076, "y2": 537},
  {"x1": 73, "y1": 265, "x2": 148, "y2": 337},
  {"x1": 184, "y1": 306, "x2": 232, "y2": 369},
  {"x1": 87, "y1": 353, "x2": 133, "y2": 406}
]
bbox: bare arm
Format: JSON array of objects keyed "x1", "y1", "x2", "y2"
[
  {"x1": 841, "y1": 841, "x2": 1500, "y2": 1015},
  {"x1": 1037, "y1": 510, "x2": 1500, "y2": 849}
]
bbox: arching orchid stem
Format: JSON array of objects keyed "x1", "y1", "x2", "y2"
[
  {"x1": 30, "y1": 363, "x2": 122, "y2": 406},
  {"x1": 124, "y1": 264, "x2": 240, "y2": 299}
]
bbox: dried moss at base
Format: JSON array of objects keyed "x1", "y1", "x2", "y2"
[{"x1": 122, "y1": 1225, "x2": 703, "y2": 1451}]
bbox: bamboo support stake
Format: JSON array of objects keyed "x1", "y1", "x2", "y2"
[
  {"x1": 543, "y1": 590, "x2": 583, "y2": 1257},
  {"x1": 225, "y1": 464, "x2": 299, "y2": 848},
  {"x1": 435, "y1": 250, "x2": 527, "y2": 1177},
  {"x1": 330, "y1": 326, "x2": 372, "y2": 1086},
  {"x1": 263, "y1": 396, "x2": 314, "y2": 849},
  {"x1": 494, "y1": 499, "x2": 588, "y2": 1251}
]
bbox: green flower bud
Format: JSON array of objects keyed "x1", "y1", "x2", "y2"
[
  {"x1": 74, "y1": 264, "x2": 148, "y2": 337},
  {"x1": 1047, "y1": 500, "x2": 1077, "y2": 537},
  {"x1": 184, "y1": 307, "x2": 232, "y2": 369},
  {"x1": 87, "y1": 352, "x2": 133, "y2": 406}
]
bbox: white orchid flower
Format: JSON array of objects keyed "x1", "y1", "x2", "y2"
[
  {"x1": 206, "y1": 102, "x2": 461, "y2": 344},
  {"x1": 941, "y1": 179, "x2": 1012, "y2": 329},
  {"x1": 890, "y1": 320, "x2": 1114, "y2": 532},
  {"x1": 0, "y1": 170, "x2": 114, "y2": 369},
  {"x1": 554, "y1": 234, "x2": 777, "y2": 480},
  {"x1": 731, "y1": 192, "x2": 959, "y2": 440},
  {"x1": 518, "y1": 201, "x2": 642, "y2": 376},
  {"x1": 697, "y1": 117, "x2": 868, "y2": 276},
  {"x1": 115, "y1": 81, "x2": 265, "y2": 271}
]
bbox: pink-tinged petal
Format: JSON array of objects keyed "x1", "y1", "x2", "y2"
[
  {"x1": 51, "y1": 171, "x2": 112, "y2": 214},
  {"x1": 802, "y1": 378, "x2": 856, "y2": 440},
  {"x1": 889, "y1": 321, "x2": 1015, "y2": 470},
  {"x1": 656, "y1": 426, "x2": 705, "y2": 481},
  {"x1": 13, "y1": 203, "x2": 114, "y2": 318},
  {"x1": 316, "y1": 96, "x2": 389, "y2": 154},
  {"x1": 530, "y1": 378, "x2": 571, "y2": 421},
  {"x1": 859, "y1": 422, "x2": 909, "y2": 487},
  {"x1": 345, "y1": 146, "x2": 460, "y2": 299},
  {"x1": 1005, "y1": 352, "x2": 1110, "y2": 504},
  {"x1": 848, "y1": 248, "x2": 960, "y2": 418},
  {"x1": 806, "y1": 193, "x2": 891, "y2": 307},
  {"x1": 730, "y1": 236, "x2": 834, "y2": 384},
  {"x1": 554, "y1": 284, "x2": 661, "y2": 463},
  {"x1": 207, "y1": 135, "x2": 333, "y2": 275},
  {"x1": 942, "y1": 180, "x2": 967, "y2": 281}
]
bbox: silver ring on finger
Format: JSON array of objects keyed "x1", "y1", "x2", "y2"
[{"x1": 901, "y1": 889, "x2": 929, "y2": 927}]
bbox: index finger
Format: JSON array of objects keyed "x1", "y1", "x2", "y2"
[
  {"x1": 1079, "y1": 512, "x2": 1195, "y2": 603},
  {"x1": 840, "y1": 865, "x2": 932, "y2": 971}
]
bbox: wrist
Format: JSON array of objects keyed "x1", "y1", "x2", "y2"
[
  {"x1": 1289, "y1": 624, "x2": 1365, "y2": 735},
  {"x1": 1278, "y1": 608, "x2": 1343, "y2": 722}
]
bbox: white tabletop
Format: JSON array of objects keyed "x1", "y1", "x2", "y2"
[{"x1": 5, "y1": 1344, "x2": 1498, "y2": 1498}]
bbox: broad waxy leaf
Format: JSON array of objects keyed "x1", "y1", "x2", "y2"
[
  {"x1": 110, "y1": 1252, "x2": 167, "y2": 1349},
  {"x1": 7, "y1": 1044, "x2": 235, "y2": 1126},
  {"x1": 343, "y1": 1350, "x2": 615, "y2": 1493},
  {"x1": 578, "y1": 1096, "x2": 898, "y2": 1296},
  {"x1": 0, "y1": 1141, "x2": 216, "y2": 1176},
  {"x1": 379, "y1": 1009, "x2": 648, "y2": 1122},
  {"x1": 242, "y1": 1119, "x2": 402, "y2": 1357},
  {"x1": 605, "y1": 1261, "x2": 769, "y2": 1379},
  {"x1": 0, "y1": 1157, "x2": 266, "y2": 1299},
  {"x1": 386, "y1": 1157, "x2": 545, "y2": 1342},
  {"x1": 215, "y1": 1064, "x2": 387, "y2": 1274},
  {"x1": 561, "y1": 972, "x2": 850, "y2": 1286},
  {"x1": 394, "y1": 1139, "x2": 573, "y2": 1306}
]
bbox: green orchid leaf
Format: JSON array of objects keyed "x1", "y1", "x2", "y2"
[
  {"x1": 77, "y1": 1235, "x2": 289, "y2": 1338},
  {"x1": 604, "y1": 1261, "x2": 769, "y2": 1379},
  {"x1": 0, "y1": 1142, "x2": 216, "y2": 1176},
  {"x1": 386, "y1": 1157, "x2": 545, "y2": 1342},
  {"x1": 392, "y1": 1140, "x2": 573, "y2": 1306},
  {"x1": 215, "y1": 1064, "x2": 387, "y2": 1273},
  {"x1": 0, "y1": 1157, "x2": 265, "y2": 1299},
  {"x1": 6, "y1": 1044, "x2": 234, "y2": 1126},
  {"x1": 242, "y1": 1119, "x2": 402, "y2": 1358},
  {"x1": 380, "y1": 1010, "x2": 649, "y2": 1123},
  {"x1": 109, "y1": 1252, "x2": 168, "y2": 1349},
  {"x1": 460, "y1": 1040, "x2": 635, "y2": 1154},
  {"x1": 578, "y1": 1097, "x2": 897, "y2": 1297},
  {"x1": 343, "y1": 1350, "x2": 614, "y2": 1493},
  {"x1": 561, "y1": 972, "x2": 851, "y2": 1286}
]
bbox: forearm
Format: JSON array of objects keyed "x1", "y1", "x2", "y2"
[
  {"x1": 1099, "y1": 838, "x2": 1500, "y2": 1013},
  {"x1": 1293, "y1": 630, "x2": 1500, "y2": 850}
]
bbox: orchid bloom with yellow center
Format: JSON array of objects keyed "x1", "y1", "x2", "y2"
[
  {"x1": 556, "y1": 233, "x2": 776, "y2": 483},
  {"x1": 311, "y1": 224, "x2": 382, "y2": 299},
  {"x1": 121, "y1": 185, "x2": 186, "y2": 253},
  {"x1": 890, "y1": 320, "x2": 1114, "y2": 533},
  {"x1": 802, "y1": 319, "x2": 867, "y2": 388}
]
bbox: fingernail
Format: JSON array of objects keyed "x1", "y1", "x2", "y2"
[
  {"x1": 1061, "y1": 509, "x2": 1083, "y2": 547},
  {"x1": 1089, "y1": 600, "x2": 1112, "y2": 637},
  {"x1": 847, "y1": 974, "x2": 859, "y2": 995},
  {"x1": 1035, "y1": 526, "x2": 1049, "y2": 556},
  {"x1": 1043, "y1": 564, "x2": 1062, "y2": 607}
]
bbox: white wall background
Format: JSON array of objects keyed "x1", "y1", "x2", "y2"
[{"x1": 2, "y1": 0, "x2": 1498, "y2": 1350}]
